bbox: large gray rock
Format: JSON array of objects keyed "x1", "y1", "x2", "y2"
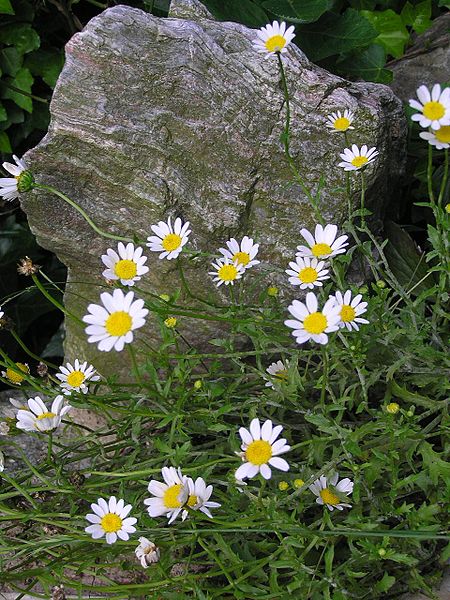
[
  {"x1": 390, "y1": 13, "x2": 450, "y2": 103},
  {"x1": 23, "y1": 0, "x2": 406, "y2": 376}
]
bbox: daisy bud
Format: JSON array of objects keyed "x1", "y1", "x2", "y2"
[
  {"x1": 193, "y1": 380, "x2": 202, "y2": 390},
  {"x1": 293, "y1": 478, "x2": 305, "y2": 489},
  {"x1": 267, "y1": 286, "x2": 279, "y2": 297},
  {"x1": 386, "y1": 402, "x2": 400, "y2": 414},
  {"x1": 378, "y1": 548, "x2": 387, "y2": 557},
  {"x1": 278, "y1": 481, "x2": 289, "y2": 491},
  {"x1": 164, "y1": 317, "x2": 177, "y2": 329}
]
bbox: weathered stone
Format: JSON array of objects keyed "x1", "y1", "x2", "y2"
[
  {"x1": 390, "y1": 13, "x2": 450, "y2": 103},
  {"x1": 23, "y1": 0, "x2": 406, "y2": 376}
]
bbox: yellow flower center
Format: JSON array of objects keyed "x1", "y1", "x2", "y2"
[
  {"x1": 100, "y1": 512, "x2": 123, "y2": 533},
  {"x1": 114, "y1": 259, "x2": 137, "y2": 280},
  {"x1": 164, "y1": 317, "x2": 177, "y2": 329},
  {"x1": 187, "y1": 494, "x2": 198, "y2": 508},
  {"x1": 36, "y1": 411, "x2": 56, "y2": 420},
  {"x1": 311, "y1": 243, "x2": 332, "y2": 257},
  {"x1": 218, "y1": 264, "x2": 238, "y2": 282},
  {"x1": 333, "y1": 117, "x2": 350, "y2": 131},
  {"x1": 105, "y1": 311, "x2": 132, "y2": 337},
  {"x1": 264, "y1": 35, "x2": 286, "y2": 53},
  {"x1": 435, "y1": 125, "x2": 450, "y2": 143},
  {"x1": 162, "y1": 233, "x2": 182, "y2": 252},
  {"x1": 5, "y1": 363, "x2": 29, "y2": 384},
  {"x1": 351, "y1": 156, "x2": 369, "y2": 168},
  {"x1": 320, "y1": 488, "x2": 340, "y2": 506},
  {"x1": 303, "y1": 312, "x2": 327, "y2": 334},
  {"x1": 66, "y1": 370, "x2": 85, "y2": 388},
  {"x1": 275, "y1": 369, "x2": 288, "y2": 381},
  {"x1": 163, "y1": 484, "x2": 183, "y2": 509},
  {"x1": 298, "y1": 267, "x2": 318, "y2": 283},
  {"x1": 232, "y1": 251, "x2": 250, "y2": 266},
  {"x1": 340, "y1": 304, "x2": 356, "y2": 322},
  {"x1": 245, "y1": 440, "x2": 273, "y2": 465},
  {"x1": 422, "y1": 101, "x2": 445, "y2": 121}
]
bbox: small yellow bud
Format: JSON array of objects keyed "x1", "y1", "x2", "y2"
[
  {"x1": 164, "y1": 317, "x2": 177, "y2": 329},
  {"x1": 159, "y1": 294, "x2": 170, "y2": 302},
  {"x1": 406, "y1": 410, "x2": 414, "y2": 417},
  {"x1": 193, "y1": 380, "x2": 202, "y2": 390},
  {"x1": 2, "y1": 362, "x2": 29, "y2": 385},
  {"x1": 378, "y1": 548, "x2": 387, "y2": 557},
  {"x1": 445, "y1": 203, "x2": 450, "y2": 214},
  {"x1": 386, "y1": 402, "x2": 399, "y2": 414},
  {"x1": 278, "y1": 481, "x2": 289, "y2": 491},
  {"x1": 359, "y1": 285, "x2": 368, "y2": 294},
  {"x1": 267, "y1": 286, "x2": 279, "y2": 297},
  {"x1": 376, "y1": 280, "x2": 386, "y2": 289},
  {"x1": 293, "y1": 478, "x2": 305, "y2": 489}
]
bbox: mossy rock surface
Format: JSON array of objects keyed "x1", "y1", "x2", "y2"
[{"x1": 23, "y1": 0, "x2": 406, "y2": 377}]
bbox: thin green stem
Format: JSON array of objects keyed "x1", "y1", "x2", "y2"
[
  {"x1": 276, "y1": 54, "x2": 323, "y2": 224},
  {"x1": 31, "y1": 273, "x2": 83, "y2": 326},
  {"x1": 34, "y1": 184, "x2": 133, "y2": 243},
  {"x1": 9, "y1": 329, "x2": 58, "y2": 369},
  {"x1": 360, "y1": 169, "x2": 366, "y2": 227},
  {"x1": 127, "y1": 345, "x2": 143, "y2": 388},
  {"x1": 437, "y1": 148, "x2": 448, "y2": 206}
]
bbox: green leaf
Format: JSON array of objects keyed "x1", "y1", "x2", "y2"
[
  {"x1": 25, "y1": 48, "x2": 64, "y2": 88},
  {"x1": 199, "y1": 0, "x2": 268, "y2": 27},
  {"x1": 261, "y1": 0, "x2": 332, "y2": 24},
  {"x1": 1, "y1": 66, "x2": 34, "y2": 112},
  {"x1": 0, "y1": 130, "x2": 11, "y2": 152},
  {"x1": 0, "y1": 46, "x2": 23, "y2": 77},
  {"x1": 0, "y1": 23, "x2": 40, "y2": 55},
  {"x1": 374, "y1": 573, "x2": 395, "y2": 593},
  {"x1": 336, "y1": 43, "x2": 392, "y2": 83},
  {"x1": 297, "y1": 9, "x2": 378, "y2": 62},
  {"x1": 0, "y1": 101, "x2": 7, "y2": 122},
  {"x1": 383, "y1": 221, "x2": 432, "y2": 295},
  {"x1": 419, "y1": 442, "x2": 450, "y2": 485},
  {"x1": 401, "y1": 1, "x2": 432, "y2": 34},
  {"x1": 0, "y1": 0, "x2": 14, "y2": 14},
  {"x1": 360, "y1": 9, "x2": 409, "y2": 58}
]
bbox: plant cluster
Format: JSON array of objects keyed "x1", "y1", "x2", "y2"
[{"x1": 0, "y1": 15, "x2": 449, "y2": 600}]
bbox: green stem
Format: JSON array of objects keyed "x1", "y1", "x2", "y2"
[
  {"x1": 47, "y1": 432, "x2": 53, "y2": 463},
  {"x1": 360, "y1": 170, "x2": 366, "y2": 227},
  {"x1": 127, "y1": 345, "x2": 143, "y2": 388},
  {"x1": 438, "y1": 148, "x2": 449, "y2": 206},
  {"x1": 9, "y1": 329, "x2": 58, "y2": 369},
  {"x1": 34, "y1": 184, "x2": 134, "y2": 243},
  {"x1": 276, "y1": 54, "x2": 323, "y2": 224},
  {"x1": 427, "y1": 144, "x2": 436, "y2": 206},
  {"x1": 31, "y1": 273, "x2": 84, "y2": 326}
]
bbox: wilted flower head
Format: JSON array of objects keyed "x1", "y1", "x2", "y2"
[
  {"x1": 135, "y1": 537, "x2": 160, "y2": 568},
  {"x1": 17, "y1": 256, "x2": 41, "y2": 276}
]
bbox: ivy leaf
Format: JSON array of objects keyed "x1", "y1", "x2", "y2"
[
  {"x1": 297, "y1": 9, "x2": 377, "y2": 62},
  {"x1": 1, "y1": 66, "x2": 34, "y2": 112},
  {"x1": 361, "y1": 9, "x2": 409, "y2": 58},
  {"x1": 336, "y1": 43, "x2": 392, "y2": 83},
  {"x1": 261, "y1": 0, "x2": 332, "y2": 24},
  {"x1": 25, "y1": 48, "x2": 64, "y2": 88},
  {"x1": 0, "y1": 0, "x2": 14, "y2": 14},
  {"x1": 199, "y1": 0, "x2": 268, "y2": 27},
  {"x1": 401, "y1": 0, "x2": 432, "y2": 34},
  {"x1": 0, "y1": 101, "x2": 7, "y2": 122},
  {"x1": 0, "y1": 46, "x2": 23, "y2": 77},
  {"x1": 0, "y1": 23, "x2": 40, "y2": 55},
  {"x1": 0, "y1": 130, "x2": 11, "y2": 152}
]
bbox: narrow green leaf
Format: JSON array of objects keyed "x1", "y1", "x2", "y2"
[{"x1": 0, "y1": 130, "x2": 11, "y2": 152}]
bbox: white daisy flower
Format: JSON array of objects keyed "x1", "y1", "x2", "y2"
[
  {"x1": 0, "y1": 155, "x2": 32, "y2": 202},
  {"x1": 235, "y1": 418, "x2": 290, "y2": 481},
  {"x1": 144, "y1": 467, "x2": 189, "y2": 524},
  {"x1": 264, "y1": 360, "x2": 289, "y2": 389},
  {"x1": 184, "y1": 477, "x2": 221, "y2": 519},
  {"x1": 146, "y1": 217, "x2": 191, "y2": 260},
  {"x1": 85, "y1": 496, "x2": 137, "y2": 544},
  {"x1": 285, "y1": 292, "x2": 341, "y2": 345},
  {"x1": 330, "y1": 290, "x2": 369, "y2": 331},
  {"x1": 409, "y1": 84, "x2": 450, "y2": 130},
  {"x1": 338, "y1": 144, "x2": 379, "y2": 171},
  {"x1": 82, "y1": 289, "x2": 148, "y2": 352},
  {"x1": 209, "y1": 257, "x2": 245, "y2": 287},
  {"x1": 419, "y1": 126, "x2": 450, "y2": 150},
  {"x1": 101, "y1": 242, "x2": 149, "y2": 286},
  {"x1": 219, "y1": 236, "x2": 260, "y2": 270},
  {"x1": 135, "y1": 537, "x2": 160, "y2": 568},
  {"x1": 15, "y1": 395, "x2": 71, "y2": 433},
  {"x1": 1, "y1": 362, "x2": 29, "y2": 385},
  {"x1": 55, "y1": 359, "x2": 100, "y2": 395},
  {"x1": 325, "y1": 110, "x2": 355, "y2": 133},
  {"x1": 252, "y1": 21, "x2": 295, "y2": 59},
  {"x1": 285, "y1": 256, "x2": 330, "y2": 289},
  {"x1": 309, "y1": 473, "x2": 353, "y2": 511},
  {"x1": 296, "y1": 224, "x2": 348, "y2": 260}
]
